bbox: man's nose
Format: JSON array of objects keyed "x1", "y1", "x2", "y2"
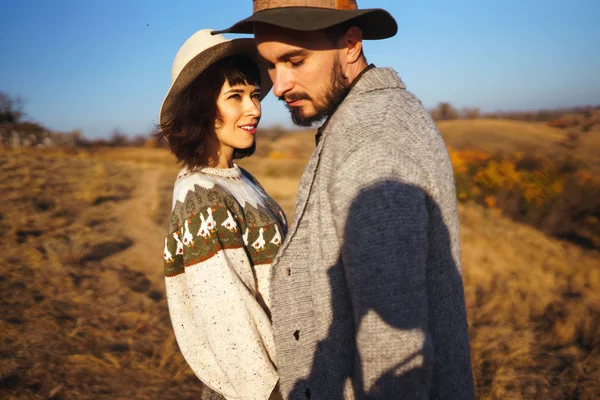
[{"x1": 271, "y1": 68, "x2": 294, "y2": 98}]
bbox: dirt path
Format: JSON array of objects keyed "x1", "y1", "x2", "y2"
[{"x1": 105, "y1": 164, "x2": 167, "y2": 285}]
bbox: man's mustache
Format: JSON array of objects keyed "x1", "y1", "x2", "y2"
[{"x1": 279, "y1": 93, "x2": 312, "y2": 104}]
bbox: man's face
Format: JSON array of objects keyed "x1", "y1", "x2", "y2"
[{"x1": 255, "y1": 26, "x2": 350, "y2": 126}]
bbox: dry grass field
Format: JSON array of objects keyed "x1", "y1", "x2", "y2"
[
  {"x1": 438, "y1": 119, "x2": 567, "y2": 154},
  {"x1": 1, "y1": 119, "x2": 599, "y2": 399},
  {"x1": 0, "y1": 149, "x2": 211, "y2": 399},
  {"x1": 460, "y1": 205, "x2": 599, "y2": 398},
  {"x1": 437, "y1": 118, "x2": 600, "y2": 172}
]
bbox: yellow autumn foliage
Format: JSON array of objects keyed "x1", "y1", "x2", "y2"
[{"x1": 449, "y1": 147, "x2": 600, "y2": 249}]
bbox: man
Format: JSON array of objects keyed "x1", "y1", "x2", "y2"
[{"x1": 215, "y1": 1, "x2": 475, "y2": 399}]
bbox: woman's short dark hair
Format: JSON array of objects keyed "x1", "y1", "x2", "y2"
[{"x1": 156, "y1": 55, "x2": 261, "y2": 170}]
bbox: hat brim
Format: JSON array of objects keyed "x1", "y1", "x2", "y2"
[
  {"x1": 159, "y1": 39, "x2": 272, "y2": 127},
  {"x1": 212, "y1": 7, "x2": 397, "y2": 40}
]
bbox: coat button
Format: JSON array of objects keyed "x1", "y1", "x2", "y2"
[{"x1": 284, "y1": 268, "x2": 291, "y2": 277}]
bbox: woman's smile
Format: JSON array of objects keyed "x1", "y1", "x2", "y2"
[{"x1": 239, "y1": 123, "x2": 258, "y2": 135}]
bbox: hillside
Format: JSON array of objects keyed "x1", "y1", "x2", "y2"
[
  {"x1": 1, "y1": 118, "x2": 599, "y2": 398},
  {"x1": 438, "y1": 119, "x2": 600, "y2": 171},
  {"x1": 459, "y1": 204, "x2": 599, "y2": 398}
]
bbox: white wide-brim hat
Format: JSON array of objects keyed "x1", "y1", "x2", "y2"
[{"x1": 159, "y1": 29, "x2": 272, "y2": 127}]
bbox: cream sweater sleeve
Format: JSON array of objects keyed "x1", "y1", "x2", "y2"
[
  {"x1": 181, "y1": 249, "x2": 278, "y2": 400},
  {"x1": 164, "y1": 180, "x2": 278, "y2": 400}
]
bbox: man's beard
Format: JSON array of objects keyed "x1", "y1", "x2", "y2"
[{"x1": 281, "y1": 57, "x2": 350, "y2": 127}]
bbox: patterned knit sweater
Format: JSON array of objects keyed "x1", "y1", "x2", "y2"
[{"x1": 163, "y1": 164, "x2": 287, "y2": 400}]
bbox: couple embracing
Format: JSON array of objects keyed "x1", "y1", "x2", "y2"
[{"x1": 158, "y1": 1, "x2": 474, "y2": 399}]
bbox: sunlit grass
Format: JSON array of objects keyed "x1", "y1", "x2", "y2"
[{"x1": 1, "y1": 117, "x2": 599, "y2": 399}]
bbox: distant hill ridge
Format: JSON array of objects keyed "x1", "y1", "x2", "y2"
[{"x1": 0, "y1": 123, "x2": 82, "y2": 148}]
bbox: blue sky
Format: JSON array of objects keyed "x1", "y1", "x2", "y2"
[{"x1": 1, "y1": 0, "x2": 599, "y2": 138}]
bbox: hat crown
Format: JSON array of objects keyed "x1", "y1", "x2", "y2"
[
  {"x1": 171, "y1": 29, "x2": 228, "y2": 83},
  {"x1": 253, "y1": 0, "x2": 357, "y2": 13}
]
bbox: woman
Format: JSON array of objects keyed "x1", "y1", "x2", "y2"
[{"x1": 158, "y1": 29, "x2": 287, "y2": 400}]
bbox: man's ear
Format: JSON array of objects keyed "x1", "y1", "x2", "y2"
[{"x1": 344, "y1": 26, "x2": 364, "y2": 64}]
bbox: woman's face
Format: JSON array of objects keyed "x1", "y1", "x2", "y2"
[{"x1": 214, "y1": 80, "x2": 261, "y2": 153}]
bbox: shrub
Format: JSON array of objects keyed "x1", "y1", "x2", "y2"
[
  {"x1": 450, "y1": 148, "x2": 599, "y2": 249},
  {"x1": 430, "y1": 102, "x2": 459, "y2": 121},
  {"x1": 548, "y1": 117, "x2": 570, "y2": 129}
]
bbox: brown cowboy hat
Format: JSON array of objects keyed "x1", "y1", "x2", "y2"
[{"x1": 213, "y1": 0, "x2": 397, "y2": 40}]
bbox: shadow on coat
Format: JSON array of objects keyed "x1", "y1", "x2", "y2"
[{"x1": 289, "y1": 180, "x2": 474, "y2": 399}]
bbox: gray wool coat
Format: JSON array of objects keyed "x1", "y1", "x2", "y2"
[{"x1": 268, "y1": 67, "x2": 475, "y2": 400}]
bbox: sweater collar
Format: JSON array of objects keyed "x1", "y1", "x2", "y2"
[
  {"x1": 200, "y1": 164, "x2": 242, "y2": 179},
  {"x1": 315, "y1": 65, "x2": 405, "y2": 145},
  {"x1": 315, "y1": 64, "x2": 376, "y2": 146},
  {"x1": 348, "y1": 63, "x2": 377, "y2": 93},
  {"x1": 349, "y1": 66, "x2": 406, "y2": 95}
]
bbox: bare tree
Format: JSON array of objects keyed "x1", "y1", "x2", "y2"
[
  {"x1": 461, "y1": 107, "x2": 481, "y2": 119},
  {"x1": 130, "y1": 134, "x2": 148, "y2": 147},
  {"x1": 109, "y1": 128, "x2": 128, "y2": 147},
  {"x1": 0, "y1": 91, "x2": 25, "y2": 123},
  {"x1": 430, "y1": 102, "x2": 459, "y2": 121}
]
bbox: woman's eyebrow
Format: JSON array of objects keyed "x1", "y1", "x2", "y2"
[{"x1": 223, "y1": 88, "x2": 245, "y2": 94}]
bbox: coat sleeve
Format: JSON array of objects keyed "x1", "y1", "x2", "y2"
[
  {"x1": 329, "y1": 150, "x2": 434, "y2": 399},
  {"x1": 164, "y1": 189, "x2": 278, "y2": 400}
]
